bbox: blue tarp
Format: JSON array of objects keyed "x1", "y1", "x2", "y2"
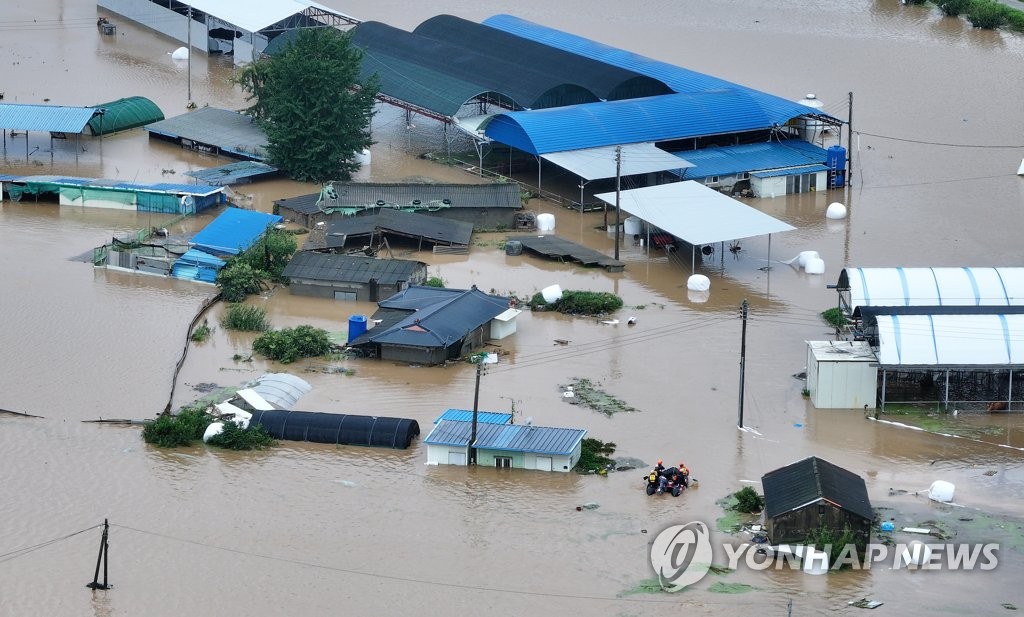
[
  {"x1": 171, "y1": 249, "x2": 226, "y2": 284},
  {"x1": 189, "y1": 207, "x2": 282, "y2": 256}
]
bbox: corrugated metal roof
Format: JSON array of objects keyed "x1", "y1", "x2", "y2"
[
  {"x1": 750, "y1": 164, "x2": 829, "y2": 179},
  {"x1": 671, "y1": 140, "x2": 828, "y2": 179},
  {"x1": 275, "y1": 182, "x2": 521, "y2": 217},
  {"x1": 282, "y1": 252, "x2": 426, "y2": 285},
  {"x1": 5, "y1": 174, "x2": 222, "y2": 196},
  {"x1": 189, "y1": 207, "x2": 282, "y2": 256},
  {"x1": 594, "y1": 181, "x2": 794, "y2": 246},
  {"x1": 171, "y1": 249, "x2": 225, "y2": 283},
  {"x1": 483, "y1": 90, "x2": 814, "y2": 156},
  {"x1": 179, "y1": 0, "x2": 357, "y2": 34},
  {"x1": 86, "y1": 97, "x2": 164, "y2": 136},
  {"x1": 762, "y1": 456, "x2": 873, "y2": 521},
  {"x1": 541, "y1": 143, "x2": 694, "y2": 181},
  {"x1": 350, "y1": 286, "x2": 510, "y2": 348},
  {"x1": 185, "y1": 161, "x2": 278, "y2": 185},
  {"x1": 876, "y1": 314, "x2": 1024, "y2": 367},
  {"x1": 145, "y1": 107, "x2": 268, "y2": 160},
  {"x1": 807, "y1": 340, "x2": 877, "y2": 363},
  {"x1": 839, "y1": 267, "x2": 1024, "y2": 315},
  {"x1": 325, "y1": 209, "x2": 474, "y2": 247},
  {"x1": 0, "y1": 103, "x2": 96, "y2": 133},
  {"x1": 433, "y1": 409, "x2": 513, "y2": 424},
  {"x1": 423, "y1": 419, "x2": 586, "y2": 456}
]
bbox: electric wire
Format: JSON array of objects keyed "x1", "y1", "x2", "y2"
[{"x1": 0, "y1": 524, "x2": 102, "y2": 564}]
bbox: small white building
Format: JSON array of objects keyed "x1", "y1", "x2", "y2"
[
  {"x1": 489, "y1": 307, "x2": 521, "y2": 340},
  {"x1": 805, "y1": 340, "x2": 878, "y2": 409},
  {"x1": 424, "y1": 419, "x2": 586, "y2": 472}
]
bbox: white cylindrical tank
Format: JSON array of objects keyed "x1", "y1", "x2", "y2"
[
  {"x1": 900, "y1": 541, "x2": 933, "y2": 567},
  {"x1": 171, "y1": 46, "x2": 189, "y2": 60},
  {"x1": 805, "y1": 257, "x2": 826, "y2": 275},
  {"x1": 927, "y1": 480, "x2": 955, "y2": 503},
  {"x1": 687, "y1": 290, "x2": 710, "y2": 304},
  {"x1": 541, "y1": 284, "x2": 563, "y2": 304},
  {"x1": 354, "y1": 148, "x2": 371, "y2": 166},
  {"x1": 797, "y1": 250, "x2": 820, "y2": 268},
  {"x1": 796, "y1": 94, "x2": 825, "y2": 143},
  {"x1": 687, "y1": 274, "x2": 711, "y2": 292},
  {"x1": 623, "y1": 216, "x2": 643, "y2": 236},
  {"x1": 826, "y1": 202, "x2": 848, "y2": 220},
  {"x1": 536, "y1": 213, "x2": 556, "y2": 231},
  {"x1": 203, "y1": 422, "x2": 224, "y2": 443},
  {"x1": 802, "y1": 548, "x2": 829, "y2": 575}
]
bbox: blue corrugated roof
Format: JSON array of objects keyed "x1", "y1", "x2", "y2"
[
  {"x1": 0, "y1": 103, "x2": 97, "y2": 133},
  {"x1": 423, "y1": 420, "x2": 586, "y2": 456},
  {"x1": 171, "y1": 249, "x2": 226, "y2": 284},
  {"x1": 751, "y1": 164, "x2": 829, "y2": 179},
  {"x1": 484, "y1": 91, "x2": 816, "y2": 156},
  {"x1": 189, "y1": 207, "x2": 282, "y2": 256},
  {"x1": 666, "y1": 140, "x2": 829, "y2": 180},
  {"x1": 434, "y1": 409, "x2": 513, "y2": 425}
]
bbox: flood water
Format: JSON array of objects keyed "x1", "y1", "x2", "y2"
[{"x1": 2, "y1": 1, "x2": 1024, "y2": 615}]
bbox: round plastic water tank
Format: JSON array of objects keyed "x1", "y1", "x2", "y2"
[
  {"x1": 900, "y1": 541, "x2": 932, "y2": 567},
  {"x1": 796, "y1": 94, "x2": 826, "y2": 143},
  {"x1": 623, "y1": 216, "x2": 643, "y2": 236},
  {"x1": 171, "y1": 46, "x2": 189, "y2": 60},
  {"x1": 797, "y1": 250, "x2": 820, "y2": 268},
  {"x1": 347, "y1": 315, "x2": 367, "y2": 344},
  {"x1": 505, "y1": 240, "x2": 523, "y2": 256},
  {"x1": 687, "y1": 274, "x2": 711, "y2": 292},
  {"x1": 805, "y1": 257, "x2": 826, "y2": 275},
  {"x1": 536, "y1": 213, "x2": 556, "y2": 231},
  {"x1": 826, "y1": 202, "x2": 848, "y2": 220},
  {"x1": 927, "y1": 480, "x2": 955, "y2": 503},
  {"x1": 354, "y1": 148, "x2": 371, "y2": 166},
  {"x1": 202, "y1": 422, "x2": 224, "y2": 443},
  {"x1": 541, "y1": 284, "x2": 563, "y2": 304}
]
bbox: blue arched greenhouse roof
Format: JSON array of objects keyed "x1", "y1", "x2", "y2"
[{"x1": 483, "y1": 89, "x2": 809, "y2": 156}]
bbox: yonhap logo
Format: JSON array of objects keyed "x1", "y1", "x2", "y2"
[{"x1": 650, "y1": 522, "x2": 714, "y2": 592}]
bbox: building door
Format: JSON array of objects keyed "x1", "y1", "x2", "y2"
[
  {"x1": 495, "y1": 456, "x2": 512, "y2": 469},
  {"x1": 536, "y1": 456, "x2": 553, "y2": 471},
  {"x1": 334, "y1": 290, "x2": 357, "y2": 301},
  {"x1": 369, "y1": 278, "x2": 379, "y2": 302},
  {"x1": 448, "y1": 451, "x2": 467, "y2": 465}
]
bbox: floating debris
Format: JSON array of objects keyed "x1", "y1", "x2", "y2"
[
  {"x1": 563, "y1": 377, "x2": 638, "y2": 415},
  {"x1": 849, "y1": 598, "x2": 884, "y2": 609},
  {"x1": 708, "y1": 582, "x2": 754, "y2": 594}
]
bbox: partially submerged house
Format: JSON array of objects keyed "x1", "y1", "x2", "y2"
[
  {"x1": 761, "y1": 456, "x2": 873, "y2": 547},
  {"x1": 424, "y1": 419, "x2": 586, "y2": 471},
  {"x1": 145, "y1": 107, "x2": 269, "y2": 161},
  {"x1": 315, "y1": 208, "x2": 474, "y2": 254},
  {"x1": 0, "y1": 174, "x2": 223, "y2": 213},
  {"x1": 171, "y1": 207, "x2": 282, "y2": 283},
  {"x1": 347, "y1": 285, "x2": 515, "y2": 364},
  {"x1": 274, "y1": 182, "x2": 523, "y2": 230},
  {"x1": 804, "y1": 341, "x2": 878, "y2": 410},
  {"x1": 282, "y1": 252, "x2": 428, "y2": 302}
]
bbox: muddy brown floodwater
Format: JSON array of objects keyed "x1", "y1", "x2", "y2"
[{"x1": 1, "y1": 1, "x2": 1023, "y2": 615}]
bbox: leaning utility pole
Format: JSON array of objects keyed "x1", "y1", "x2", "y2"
[
  {"x1": 614, "y1": 145, "x2": 622, "y2": 261},
  {"x1": 186, "y1": 5, "x2": 193, "y2": 105},
  {"x1": 86, "y1": 519, "x2": 110, "y2": 590},
  {"x1": 737, "y1": 299, "x2": 748, "y2": 429},
  {"x1": 846, "y1": 91, "x2": 854, "y2": 186},
  {"x1": 469, "y1": 359, "x2": 482, "y2": 465}
]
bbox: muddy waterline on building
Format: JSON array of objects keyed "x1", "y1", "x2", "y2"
[{"x1": 1, "y1": 1, "x2": 1023, "y2": 615}]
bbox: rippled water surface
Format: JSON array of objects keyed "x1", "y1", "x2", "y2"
[{"x1": 1, "y1": 1, "x2": 1023, "y2": 615}]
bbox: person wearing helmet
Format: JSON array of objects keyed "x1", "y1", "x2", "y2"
[
  {"x1": 654, "y1": 459, "x2": 665, "y2": 475},
  {"x1": 678, "y1": 462, "x2": 690, "y2": 488}
]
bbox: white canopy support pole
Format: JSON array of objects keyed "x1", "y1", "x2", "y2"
[
  {"x1": 881, "y1": 371, "x2": 887, "y2": 412},
  {"x1": 691, "y1": 245, "x2": 696, "y2": 273},
  {"x1": 767, "y1": 234, "x2": 772, "y2": 270},
  {"x1": 536, "y1": 155, "x2": 542, "y2": 193},
  {"x1": 944, "y1": 370, "x2": 950, "y2": 411},
  {"x1": 1009, "y1": 369, "x2": 1014, "y2": 411}
]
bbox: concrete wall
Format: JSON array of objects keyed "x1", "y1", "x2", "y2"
[{"x1": 429, "y1": 446, "x2": 575, "y2": 472}]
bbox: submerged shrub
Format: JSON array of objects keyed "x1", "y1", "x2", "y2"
[
  {"x1": 142, "y1": 405, "x2": 213, "y2": 448},
  {"x1": 217, "y1": 261, "x2": 267, "y2": 302},
  {"x1": 532, "y1": 290, "x2": 623, "y2": 315},
  {"x1": 937, "y1": 0, "x2": 971, "y2": 16},
  {"x1": 206, "y1": 421, "x2": 276, "y2": 450},
  {"x1": 732, "y1": 486, "x2": 765, "y2": 513},
  {"x1": 966, "y1": 0, "x2": 1008, "y2": 28},
  {"x1": 253, "y1": 324, "x2": 333, "y2": 364},
  {"x1": 221, "y1": 303, "x2": 270, "y2": 332}
]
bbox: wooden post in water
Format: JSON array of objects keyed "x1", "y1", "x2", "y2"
[
  {"x1": 738, "y1": 299, "x2": 748, "y2": 429},
  {"x1": 86, "y1": 519, "x2": 110, "y2": 590}
]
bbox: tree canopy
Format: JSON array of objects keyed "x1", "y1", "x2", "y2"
[{"x1": 235, "y1": 28, "x2": 379, "y2": 183}]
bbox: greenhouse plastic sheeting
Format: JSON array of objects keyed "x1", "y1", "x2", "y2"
[{"x1": 248, "y1": 410, "x2": 421, "y2": 449}]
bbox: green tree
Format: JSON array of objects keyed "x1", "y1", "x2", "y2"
[
  {"x1": 241, "y1": 228, "x2": 297, "y2": 281},
  {"x1": 216, "y1": 261, "x2": 267, "y2": 302},
  {"x1": 235, "y1": 28, "x2": 379, "y2": 183}
]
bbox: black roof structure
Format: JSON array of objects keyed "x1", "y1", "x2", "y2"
[
  {"x1": 274, "y1": 182, "x2": 522, "y2": 217},
  {"x1": 515, "y1": 234, "x2": 625, "y2": 271},
  {"x1": 350, "y1": 17, "x2": 670, "y2": 116},
  {"x1": 326, "y1": 209, "x2": 474, "y2": 248},
  {"x1": 761, "y1": 457, "x2": 873, "y2": 521},
  {"x1": 282, "y1": 252, "x2": 425, "y2": 285}
]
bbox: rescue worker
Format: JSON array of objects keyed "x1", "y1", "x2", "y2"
[
  {"x1": 678, "y1": 462, "x2": 690, "y2": 488},
  {"x1": 654, "y1": 459, "x2": 665, "y2": 475}
]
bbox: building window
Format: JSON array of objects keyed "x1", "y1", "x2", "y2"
[
  {"x1": 740, "y1": 172, "x2": 750, "y2": 180},
  {"x1": 818, "y1": 504, "x2": 826, "y2": 514},
  {"x1": 704, "y1": 176, "x2": 720, "y2": 185},
  {"x1": 495, "y1": 456, "x2": 512, "y2": 469}
]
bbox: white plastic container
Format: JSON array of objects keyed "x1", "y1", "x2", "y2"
[
  {"x1": 541, "y1": 284, "x2": 563, "y2": 304},
  {"x1": 536, "y1": 213, "x2": 556, "y2": 231},
  {"x1": 202, "y1": 422, "x2": 224, "y2": 443},
  {"x1": 927, "y1": 480, "x2": 955, "y2": 503},
  {"x1": 826, "y1": 202, "x2": 848, "y2": 220},
  {"x1": 354, "y1": 148, "x2": 371, "y2": 166},
  {"x1": 171, "y1": 46, "x2": 189, "y2": 60},
  {"x1": 797, "y1": 250, "x2": 820, "y2": 269},
  {"x1": 804, "y1": 257, "x2": 826, "y2": 275},
  {"x1": 687, "y1": 274, "x2": 711, "y2": 292},
  {"x1": 623, "y1": 216, "x2": 643, "y2": 236}
]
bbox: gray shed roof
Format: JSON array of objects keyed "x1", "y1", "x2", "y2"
[
  {"x1": 145, "y1": 107, "x2": 268, "y2": 160},
  {"x1": 761, "y1": 456, "x2": 873, "y2": 521},
  {"x1": 423, "y1": 419, "x2": 586, "y2": 456},
  {"x1": 282, "y1": 252, "x2": 425, "y2": 285},
  {"x1": 327, "y1": 209, "x2": 474, "y2": 247},
  {"x1": 274, "y1": 182, "x2": 522, "y2": 217}
]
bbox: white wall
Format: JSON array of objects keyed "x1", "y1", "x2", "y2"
[
  {"x1": 426, "y1": 444, "x2": 468, "y2": 466},
  {"x1": 807, "y1": 346, "x2": 878, "y2": 409}
]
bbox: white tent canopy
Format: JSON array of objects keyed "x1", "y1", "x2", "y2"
[
  {"x1": 182, "y1": 0, "x2": 356, "y2": 34},
  {"x1": 594, "y1": 181, "x2": 795, "y2": 245},
  {"x1": 541, "y1": 143, "x2": 694, "y2": 181},
  {"x1": 876, "y1": 314, "x2": 1024, "y2": 367},
  {"x1": 842, "y1": 267, "x2": 1024, "y2": 315}
]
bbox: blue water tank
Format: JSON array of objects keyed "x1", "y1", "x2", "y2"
[
  {"x1": 826, "y1": 145, "x2": 847, "y2": 188},
  {"x1": 347, "y1": 315, "x2": 367, "y2": 343}
]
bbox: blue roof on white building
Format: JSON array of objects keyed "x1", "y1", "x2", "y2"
[
  {"x1": 434, "y1": 409, "x2": 513, "y2": 425},
  {"x1": 669, "y1": 140, "x2": 830, "y2": 180},
  {"x1": 189, "y1": 207, "x2": 282, "y2": 256},
  {"x1": 424, "y1": 420, "x2": 586, "y2": 456}
]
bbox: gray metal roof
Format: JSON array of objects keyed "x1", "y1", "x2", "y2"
[
  {"x1": 282, "y1": 252, "x2": 425, "y2": 285},
  {"x1": 761, "y1": 456, "x2": 873, "y2": 521},
  {"x1": 185, "y1": 161, "x2": 278, "y2": 185},
  {"x1": 515, "y1": 234, "x2": 625, "y2": 270},
  {"x1": 275, "y1": 182, "x2": 522, "y2": 217},
  {"x1": 0, "y1": 103, "x2": 97, "y2": 133},
  {"x1": 145, "y1": 107, "x2": 268, "y2": 160},
  {"x1": 327, "y1": 209, "x2": 474, "y2": 247},
  {"x1": 423, "y1": 419, "x2": 586, "y2": 456}
]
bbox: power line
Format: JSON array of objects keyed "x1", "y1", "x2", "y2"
[
  {"x1": 0, "y1": 524, "x2": 101, "y2": 564},
  {"x1": 855, "y1": 130, "x2": 1024, "y2": 149}
]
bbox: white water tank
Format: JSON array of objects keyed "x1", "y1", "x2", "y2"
[
  {"x1": 826, "y1": 202, "x2": 847, "y2": 220},
  {"x1": 354, "y1": 148, "x2": 371, "y2": 166},
  {"x1": 202, "y1": 422, "x2": 224, "y2": 443},
  {"x1": 687, "y1": 274, "x2": 711, "y2": 292},
  {"x1": 171, "y1": 46, "x2": 189, "y2": 60},
  {"x1": 623, "y1": 216, "x2": 643, "y2": 236},
  {"x1": 541, "y1": 284, "x2": 563, "y2": 304},
  {"x1": 536, "y1": 213, "x2": 556, "y2": 231},
  {"x1": 927, "y1": 480, "x2": 955, "y2": 503},
  {"x1": 797, "y1": 250, "x2": 820, "y2": 269},
  {"x1": 805, "y1": 257, "x2": 826, "y2": 275},
  {"x1": 688, "y1": 290, "x2": 710, "y2": 304},
  {"x1": 900, "y1": 541, "x2": 933, "y2": 567},
  {"x1": 796, "y1": 94, "x2": 825, "y2": 144}
]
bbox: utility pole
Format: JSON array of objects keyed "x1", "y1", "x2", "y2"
[
  {"x1": 86, "y1": 519, "x2": 110, "y2": 590},
  {"x1": 186, "y1": 5, "x2": 193, "y2": 106},
  {"x1": 614, "y1": 145, "x2": 622, "y2": 261},
  {"x1": 469, "y1": 359, "x2": 482, "y2": 465},
  {"x1": 846, "y1": 91, "x2": 853, "y2": 186},
  {"x1": 738, "y1": 299, "x2": 748, "y2": 429}
]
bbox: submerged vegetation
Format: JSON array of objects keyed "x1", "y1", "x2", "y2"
[
  {"x1": 568, "y1": 377, "x2": 638, "y2": 415},
  {"x1": 820, "y1": 307, "x2": 850, "y2": 330},
  {"x1": 190, "y1": 319, "x2": 213, "y2": 342},
  {"x1": 142, "y1": 404, "x2": 212, "y2": 448},
  {"x1": 732, "y1": 486, "x2": 765, "y2": 514},
  {"x1": 575, "y1": 438, "x2": 617, "y2": 473},
  {"x1": 253, "y1": 324, "x2": 334, "y2": 364},
  {"x1": 221, "y1": 303, "x2": 271, "y2": 332},
  {"x1": 206, "y1": 420, "x2": 275, "y2": 450},
  {"x1": 530, "y1": 290, "x2": 624, "y2": 316},
  {"x1": 217, "y1": 228, "x2": 298, "y2": 302}
]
